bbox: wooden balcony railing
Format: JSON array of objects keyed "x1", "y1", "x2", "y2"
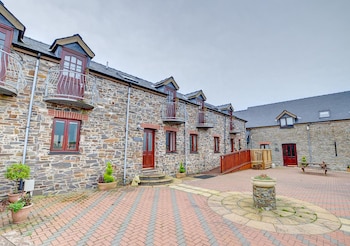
[
  {"x1": 0, "y1": 49, "x2": 26, "y2": 97},
  {"x1": 43, "y1": 68, "x2": 99, "y2": 110},
  {"x1": 161, "y1": 101, "x2": 186, "y2": 124}
]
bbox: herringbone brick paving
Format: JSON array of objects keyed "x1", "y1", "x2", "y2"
[{"x1": 1, "y1": 167, "x2": 349, "y2": 245}]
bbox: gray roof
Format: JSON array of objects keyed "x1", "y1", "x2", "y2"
[
  {"x1": 234, "y1": 91, "x2": 350, "y2": 128},
  {"x1": 13, "y1": 36, "x2": 234, "y2": 117}
]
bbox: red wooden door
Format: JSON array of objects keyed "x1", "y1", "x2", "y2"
[
  {"x1": 197, "y1": 98, "x2": 205, "y2": 123},
  {"x1": 143, "y1": 129, "x2": 155, "y2": 168},
  {"x1": 0, "y1": 25, "x2": 13, "y2": 84},
  {"x1": 165, "y1": 86, "x2": 176, "y2": 118},
  {"x1": 282, "y1": 144, "x2": 298, "y2": 166},
  {"x1": 58, "y1": 49, "x2": 86, "y2": 99}
]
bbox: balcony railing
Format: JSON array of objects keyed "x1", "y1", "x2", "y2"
[
  {"x1": 196, "y1": 109, "x2": 215, "y2": 128},
  {"x1": 44, "y1": 68, "x2": 99, "y2": 110},
  {"x1": 0, "y1": 49, "x2": 26, "y2": 97},
  {"x1": 161, "y1": 101, "x2": 186, "y2": 124}
]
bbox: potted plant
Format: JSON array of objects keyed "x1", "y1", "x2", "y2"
[
  {"x1": 7, "y1": 193, "x2": 33, "y2": 224},
  {"x1": 4, "y1": 163, "x2": 30, "y2": 203},
  {"x1": 347, "y1": 165, "x2": 350, "y2": 172},
  {"x1": 97, "y1": 162, "x2": 117, "y2": 191},
  {"x1": 300, "y1": 156, "x2": 308, "y2": 167},
  {"x1": 251, "y1": 173, "x2": 276, "y2": 188},
  {"x1": 176, "y1": 162, "x2": 186, "y2": 178}
]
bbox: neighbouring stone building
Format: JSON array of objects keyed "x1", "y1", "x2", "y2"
[
  {"x1": 234, "y1": 91, "x2": 350, "y2": 171},
  {"x1": 0, "y1": 3, "x2": 246, "y2": 195}
]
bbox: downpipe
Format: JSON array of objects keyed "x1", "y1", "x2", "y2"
[
  {"x1": 22, "y1": 53, "x2": 41, "y2": 164},
  {"x1": 123, "y1": 84, "x2": 131, "y2": 185}
]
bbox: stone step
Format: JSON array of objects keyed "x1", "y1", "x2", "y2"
[{"x1": 139, "y1": 169, "x2": 173, "y2": 186}]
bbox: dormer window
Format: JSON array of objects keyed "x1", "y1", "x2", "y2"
[
  {"x1": 280, "y1": 116, "x2": 294, "y2": 127},
  {"x1": 276, "y1": 110, "x2": 297, "y2": 128}
]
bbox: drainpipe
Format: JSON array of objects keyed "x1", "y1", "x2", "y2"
[
  {"x1": 307, "y1": 124, "x2": 312, "y2": 163},
  {"x1": 123, "y1": 84, "x2": 131, "y2": 185},
  {"x1": 22, "y1": 53, "x2": 41, "y2": 164},
  {"x1": 184, "y1": 103, "x2": 188, "y2": 171},
  {"x1": 224, "y1": 116, "x2": 227, "y2": 154}
]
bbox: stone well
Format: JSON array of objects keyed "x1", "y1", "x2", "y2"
[{"x1": 251, "y1": 176, "x2": 276, "y2": 210}]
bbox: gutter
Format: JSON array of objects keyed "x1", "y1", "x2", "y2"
[
  {"x1": 22, "y1": 53, "x2": 41, "y2": 164},
  {"x1": 123, "y1": 84, "x2": 131, "y2": 185}
]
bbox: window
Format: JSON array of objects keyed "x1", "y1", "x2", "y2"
[
  {"x1": 230, "y1": 138, "x2": 234, "y2": 152},
  {"x1": 166, "y1": 131, "x2": 176, "y2": 153},
  {"x1": 190, "y1": 134, "x2": 198, "y2": 153},
  {"x1": 51, "y1": 118, "x2": 81, "y2": 152},
  {"x1": 260, "y1": 144, "x2": 270, "y2": 149},
  {"x1": 0, "y1": 25, "x2": 13, "y2": 82},
  {"x1": 214, "y1": 137, "x2": 220, "y2": 153},
  {"x1": 280, "y1": 117, "x2": 294, "y2": 128},
  {"x1": 319, "y1": 110, "x2": 330, "y2": 118}
]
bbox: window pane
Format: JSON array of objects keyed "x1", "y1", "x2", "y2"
[
  {"x1": 53, "y1": 120, "x2": 65, "y2": 150},
  {"x1": 67, "y1": 122, "x2": 78, "y2": 150},
  {"x1": 148, "y1": 132, "x2": 152, "y2": 151},
  {"x1": 280, "y1": 118, "x2": 286, "y2": 127},
  {"x1": 286, "y1": 117, "x2": 293, "y2": 125},
  {"x1": 143, "y1": 132, "x2": 147, "y2": 151}
]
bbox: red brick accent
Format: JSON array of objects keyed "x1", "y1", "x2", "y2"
[
  {"x1": 141, "y1": 123, "x2": 160, "y2": 130},
  {"x1": 189, "y1": 130, "x2": 198, "y2": 135},
  {"x1": 212, "y1": 134, "x2": 221, "y2": 138},
  {"x1": 164, "y1": 126, "x2": 179, "y2": 132},
  {"x1": 48, "y1": 109, "x2": 88, "y2": 121}
]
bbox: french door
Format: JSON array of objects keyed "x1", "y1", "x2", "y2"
[{"x1": 282, "y1": 144, "x2": 298, "y2": 166}]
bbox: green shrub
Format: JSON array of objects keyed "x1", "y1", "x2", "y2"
[
  {"x1": 5, "y1": 163, "x2": 30, "y2": 193},
  {"x1": 179, "y1": 162, "x2": 186, "y2": 173},
  {"x1": 8, "y1": 200, "x2": 25, "y2": 213},
  {"x1": 103, "y1": 162, "x2": 115, "y2": 183}
]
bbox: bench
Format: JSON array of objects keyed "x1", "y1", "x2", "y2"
[{"x1": 301, "y1": 162, "x2": 327, "y2": 175}]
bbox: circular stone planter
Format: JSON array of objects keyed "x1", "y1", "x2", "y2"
[
  {"x1": 8, "y1": 192, "x2": 25, "y2": 203},
  {"x1": 251, "y1": 177, "x2": 277, "y2": 210},
  {"x1": 250, "y1": 177, "x2": 276, "y2": 187}
]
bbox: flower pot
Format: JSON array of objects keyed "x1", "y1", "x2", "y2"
[
  {"x1": 97, "y1": 182, "x2": 117, "y2": 191},
  {"x1": 8, "y1": 192, "x2": 25, "y2": 203},
  {"x1": 11, "y1": 203, "x2": 33, "y2": 224},
  {"x1": 176, "y1": 173, "x2": 186, "y2": 179}
]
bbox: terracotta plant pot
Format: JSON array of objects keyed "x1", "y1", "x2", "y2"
[
  {"x1": 176, "y1": 173, "x2": 186, "y2": 179},
  {"x1": 11, "y1": 203, "x2": 33, "y2": 224},
  {"x1": 97, "y1": 182, "x2": 117, "y2": 191},
  {"x1": 8, "y1": 192, "x2": 25, "y2": 203}
]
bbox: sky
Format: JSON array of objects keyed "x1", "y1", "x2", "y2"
[{"x1": 4, "y1": 0, "x2": 350, "y2": 111}]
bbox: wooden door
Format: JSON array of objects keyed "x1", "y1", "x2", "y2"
[
  {"x1": 165, "y1": 86, "x2": 176, "y2": 118},
  {"x1": 282, "y1": 144, "x2": 297, "y2": 166},
  {"x1": 0, "y1": 25, "x2": 13, "y2": 84},
  {"x1": 143, "y1": 129, "x2": 155, "y2": 168},
  {"x1": 58, "y1": 49, "x2": 86, "y2": 99}
]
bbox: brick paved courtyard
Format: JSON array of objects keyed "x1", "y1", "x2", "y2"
[{"x1": 1, "y1": 167, "x2": 350, "y2": 245}]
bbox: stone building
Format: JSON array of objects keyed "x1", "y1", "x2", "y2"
[
  {"x1": 0, "y1": 3, "x2": 246, "y2": 195},
  {"x1": 234, "y1": 91, "x2": 350, "y2": 170}
]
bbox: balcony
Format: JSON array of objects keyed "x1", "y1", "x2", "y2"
[
  {"x1": 161, "y1": 101, "x2": 186, "y2": 124},
  {"x1": 196, "y1": 109, "x2": 215, "y2": 128},
  {"x1": 44, "y1": 68, "x2": 99, "y2": 110},
  {"x1": 0, "y1": 49, "x2": 26, "y2": 97}
]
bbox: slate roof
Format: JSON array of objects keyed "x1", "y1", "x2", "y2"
[
  {"x1": 233, "y1": 91, "x2": 350, "y2": 128},
  {"x1": 13, "y1": 36, "x2": 232, "y2": 116}
]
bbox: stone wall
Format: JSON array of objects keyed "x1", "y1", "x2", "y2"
[
  {"x1": 249, "y1": 121, "x2": 350, "y2": 170},
  {"x1": 0, "y1": 50, "x2": 242, "y2": 195}
]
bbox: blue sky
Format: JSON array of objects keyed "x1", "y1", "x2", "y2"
[{"x1": 4, "y1": 0, "x2": 350, "y2": 110}]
